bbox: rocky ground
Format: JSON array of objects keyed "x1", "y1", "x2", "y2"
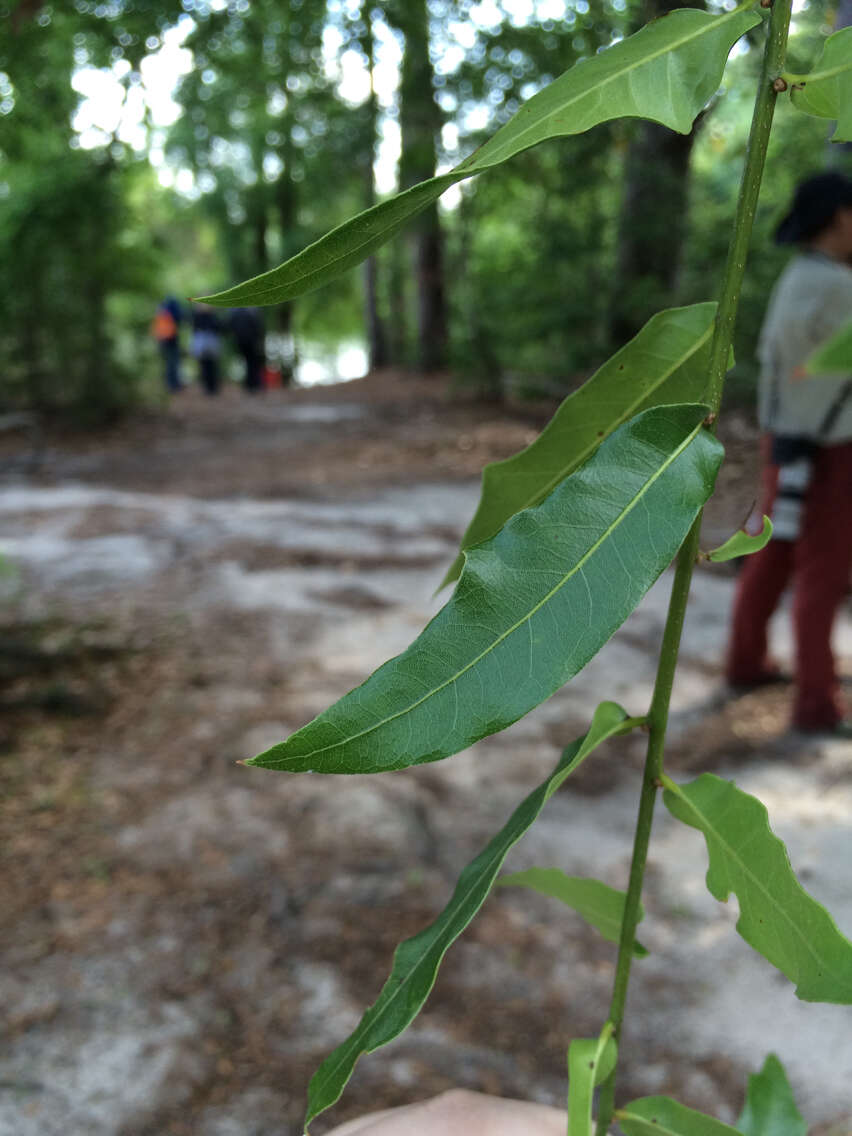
[{"x1": 1, "y1": 373, "x2": 850, "y2": 1136}]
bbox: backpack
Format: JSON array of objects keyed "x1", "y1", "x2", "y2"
[{"x1": 152, "y1": 308, "x2": 177, "y2": 341}]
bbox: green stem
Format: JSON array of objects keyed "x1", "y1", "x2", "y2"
[
  {"x1": 593, "y1": 521, "x2": 701, "y2": 1135},
  {"x1": 593, "y1": 3, "x2": 792, "y2": 1133},
  {"x1": 704, "y1": 0, "x2": 793, "y2": 417}
]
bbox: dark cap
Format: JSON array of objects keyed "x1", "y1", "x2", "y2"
[{"x1": 775, "y1": 172, "x2": 852, "y2": 245}]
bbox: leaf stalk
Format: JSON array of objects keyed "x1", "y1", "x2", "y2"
[
  {"x1": 782, "y1": 62, "x2": 851, "y2": 84},
  {"x1": 593, "y1": 2, "x2": 793, "y2": 1131}
]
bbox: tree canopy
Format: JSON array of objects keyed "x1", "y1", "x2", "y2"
[{"x1": 0, "y1": 0, "x2": 844, "y2": 419}]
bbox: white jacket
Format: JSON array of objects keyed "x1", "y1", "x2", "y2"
[{"x1": 757, "y1": 251, "x2": 852, "y2": 442}]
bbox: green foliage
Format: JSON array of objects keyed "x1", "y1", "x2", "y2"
[
  {"x1": 0, "y1": 152, "x2": 162, "y2": 421},
  {"x1": 737, "y1": 1054, "x2": 806, "y2": 1136},
  {"x1": 0, "y1": 0, "x2": 212, "y2": 421},
  {"x1": 663, "y1": 773, "x2": 852, "y2": 1003},
  {"x1": 206, "y1": 3, "x2": 852, "y2": 1131},
  {"x1": 789, "y1": 27, "x2": 852, "y2": 143},
  {"x1": 447, "y1": 128, "x2": 621, "y2": 383},
  {"x1": 217, "y1": 3, "x2": 852, "y2": 1131},
  {"x1": 247, "y1": 405, "x2": 721, "y2": 774},
  {"x1": 499, "y1": 869, "x2": 648, "y2": 956},
  {"x1": 568, "y1": 1025, "x2": 618, "y2": 1136},
  {"x1": 302, "y1": 702, "x2": 634, "y2": 1129},
  {"x1": 200, "y1": 170, "x2": 463, "y2": 307},
  {"x1": 5, "y1": 0, "x2": 831, "y2": 1126},
  {"x1": 618, "y1": 1096, "x2": 742, "y2": 1135},
  {"x1": 168, "y1": 0, "x2": 350, "y2": 285},
  {"x1": 454, "y1": 8, "x2": 761, "y2": 164},
  {"x1": 706, "y1": 516, "x2": 772, "y2": 562},
  {"x1": 201, "y1": 7, "x2": 759, "y2": 308},
  {"x1": 680, "y1": 21, "x2": 836, "y2": 402},
  {"x1": 3, "y1": 1, "x2": 840, "y2": 407},
  {"x1": 441, "y1": 303, "x2": 718, "y2": 587}
]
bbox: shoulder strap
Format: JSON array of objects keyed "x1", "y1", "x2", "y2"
[{"x1": 817, "y1": 378, "x2": 852, "y2": 439}]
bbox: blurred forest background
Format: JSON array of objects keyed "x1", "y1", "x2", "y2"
[{"x1": 0, "y1": 0, "x2": 848, "y2": 424}]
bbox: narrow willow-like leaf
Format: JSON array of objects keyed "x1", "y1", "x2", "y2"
[
  {"x1": 737, "y1": 1054, "x2": 806, "y2": 1136},
  {"x1": 663, "y1": 774, "x2": 852, "y2": 1003},
  {"x1": 303, "y1": 702, "x2": 632, "y2": 1131},
  {"x1": 441, "y1": 303, "x2": 718, "y2": 588},
  {"x1": 451, "y1": 7, "x2": 760, "y2": 162},
  {"x1": 499, "y1": 869, "x2": 648, "y2": 957},
  {"x1": 789, "y1": 28, "x2": 852, "y2": 142},
  {"x1": 618, "y1": 1096, "x2": 741, "y2": 1136},
  {"x1": 200, "y1": 8, "x2": 759, "y2": 307},
  {"x1": 804, "y1": 318, "x2": 852, "y2": 374},
  {"x1": 706, "y1": 516, "x2": 772, "y2": 562},
  {"x1": 568, "y1": 1024, "x2": 617, "y2": 1136},
  {"x1": 247, "y1": 405, "x2": 722, "y2": 775}
]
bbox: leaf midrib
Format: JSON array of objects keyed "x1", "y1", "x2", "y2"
[
  {"x1": 671, "y1": 784, "x2": 852, "y2": 993},
  {"x1": 460, "y1": 7, "x2": 748, "y2": 173},
  {"x1": 286, "y1": 422, "x2": 703, "y2": 768},
  {"x1": 222, "y1": 172, "x2": 465, "y2": 303}
]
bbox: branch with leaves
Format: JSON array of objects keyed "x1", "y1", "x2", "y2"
[{"x1": 204, "y1": 2, "x2": 852, "y2": 1132}]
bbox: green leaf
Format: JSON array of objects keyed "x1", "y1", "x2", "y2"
[
  {"x1": 663, "y1": 773, "x2": 852, "y2": 1003},
  {"x1": 198, "y1": 172, "x2": 462, "y2": 307},
  {"x1": 200, "y1": 8, "x2": 759, "y2": 307},
  {"x1": 618, "y1": 1096, "x2": 742, "y2": 1135},
  {"x1": 737, "y1": 1054, "x2": 806, "y2": 1136},
  {"x1": 568, "y1": 1024, "x2": 618, "y2": 1136},
  {"x1": 246, "y1": 405, "x2": 722, "y2": 775},
  {"x1": 441, "y1": 303, "x2": 718, "y2": 589},
  {"x1": 804, "y1": 318, "x2": 852, "y2": 374},
  {"x1": 498, "y1": 869, "x2": 648, "y2": 957},
  {"x1": 452, "y1": 8, "x2": 760, "y2": 161},
  {"x1": 302, "y1": 703, "x2": 632, "y2": 1130},
  {"x1": 706, "y1": 516, "x2": 772, "y2": 562},
  {"x1": 789, "y1": 28, "x2": 852, "y2": 143}
]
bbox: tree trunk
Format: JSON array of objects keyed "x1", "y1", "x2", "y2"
[
  {"x1": 392, "y1": 0, "x2": 447, "y2": 372},
  {"x1": 275, "y1": 9, "x2": 297, "y2": 380},
  {"x1": 459, "y1": 189, "x2": 503, "y2": 398},
  {"x1": 607, "y1": 0, "x2": 705, "y2": 346},
  {"x1": 251, "y1": 135, "x2": 268, "y2": 274},
  {"x1": 387, "y1": 234, "x2": 410, "y2": 367},
  {"x1": 362, "y1": 9, "x2": 389, "y2": 370}
]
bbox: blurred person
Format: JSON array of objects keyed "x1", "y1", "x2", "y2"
[
  {"x1": 725, "y1": 171, "x2": 852, "y2": 735},
  {"x1": 152, "y1": 295, "x2": 183, "y2": 393},
  {"x1": 191, "y1": 303, "x2": 224, "y2": 396},
  {"x1": 326, "y1": 1090, "x2": 566, "y2": 1136},
  {"x1": 228, "y1": 307, "x2": 265, "y2": 393}
]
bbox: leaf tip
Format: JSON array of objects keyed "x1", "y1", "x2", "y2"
[{"x1": 193, "y1": 289, "x2": 230, "y2": 307}]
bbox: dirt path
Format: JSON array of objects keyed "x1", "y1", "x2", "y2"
[{"x1": 1, "y1": 376, "x2": 850, "y2": 1136}]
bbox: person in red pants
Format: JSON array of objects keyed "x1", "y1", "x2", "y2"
[{"x1": 726, "y1": 172, "x2": 852, "y2": 734}]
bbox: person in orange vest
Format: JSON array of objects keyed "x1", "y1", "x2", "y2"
[{"x1": 151, "y1": 296, "x2": 183, "y2": 393}]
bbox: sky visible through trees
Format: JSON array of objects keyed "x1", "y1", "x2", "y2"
[{"x1": 71, "y1": 0, "x2": 611, "y2": 196}]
